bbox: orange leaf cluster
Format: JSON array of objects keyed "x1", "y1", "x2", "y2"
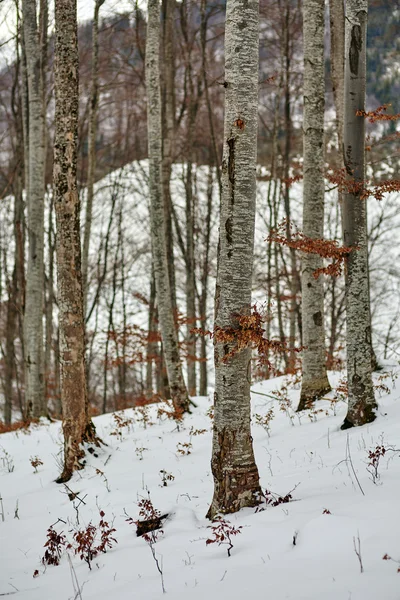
[
  {"x1": 268, "y1": 220, "x2": 353, "y2": 278},
  {"x1": 356, "y1": 104, "x2": 400, "y2": 123},
  {"x1": 195, "y1": 306, "x2": 297, "y2": 366}
]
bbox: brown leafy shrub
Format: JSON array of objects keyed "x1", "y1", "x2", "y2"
[{"x1": 206, "y1": 516, "x2": 242, "y2": 557}]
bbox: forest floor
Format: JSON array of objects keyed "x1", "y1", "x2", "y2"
[{"x1": 1, "y1": 367, "x2": 400, "y2": 599}]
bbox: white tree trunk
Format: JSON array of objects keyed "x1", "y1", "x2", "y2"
[
  {"x1": 298, "y1": 0, "x2": 331, "y2": 410},
  {"x1": 22, "y1": 0, "x2": 46, "y2": 418},
  {"x1": 146, "y1": 0, "x2": 190, "y2": 415},
  {"x1": 342, "y1": 0, "x2": 377, "y2": 428},
  {"x1": 207, "y1": 0, "x2": 261, "y2": 519}
]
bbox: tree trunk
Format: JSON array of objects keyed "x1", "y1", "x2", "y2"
[
  {"x1": 161, "y1": 0, "x2": 178, "y2": 314},
  {"x1": 282, "y1": 3, "x2": 300, "y2": 371},
  {"x1": 199, "y1": 165, "x2": 213, "y2": 397},
  {"x1": 207, "y1": 0, "x2": 261, "y2": 519},
  {"x1": 22, "y1": 0, "x2": 46, "y2": 418},
  {"x1": 82, "y1": 0, "x2": 105, "y2": 317},
  {"x1": 44, "y1": 195, "x2": 55, "y2": 412},
  {"x1": 329, "y1": 0, "x2": 345, "y2": 156},
  {"x1": 181, "y1": 5, "x2": 199, "y2": 397},
  {"x1": 298, "y1": 0, "x2": 331, "y2": 410},
  {"x1": 145, "y1": 271, "x2": 157, "y2": 398},
  {"x1": 53, "y1": 0, "x2": 99, "y2": 483},
  {"x1": 200, "y1": 0, "x2": 222, "y2": 199},
  {"x1": 341, "y1": 0, "x2": 377, "y2": 429},
  {"x1": 146, "y1": 0, "x2": 190, "y2": 415}
]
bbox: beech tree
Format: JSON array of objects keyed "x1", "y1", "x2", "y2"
[
  {"x1": 53, "y1": 0, "x2": 99, "y2": 482},
  {"x1": 341, "y1": 0, "x2": 377, "y2": 428},
  {"x1": 207, "y1": 0, "x2": 261, "y2": 519},
  {"x1": 22, "y1": 0, "x2": 46, "y2": 418},
  {"x1": 298, "y1": 0, "x2": 331, "y2": 410},
  {"x1": 146, "y1": 0, "x2": 190, "y2": 415}
]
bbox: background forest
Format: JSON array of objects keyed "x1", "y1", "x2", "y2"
[{"x1": 0, "y1": 0, "x2": 399, "y2": 423}]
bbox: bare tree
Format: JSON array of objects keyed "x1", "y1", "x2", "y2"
[
  {"x1": 146, "y1": 0, "x2": 190, "y2": 415},
  {"x1": 341, "y1": 0, "x2": 377, "y2": 428},
  {"x1": 53, "y1": 0, "x2": 99, "y2": 482},
  {"x1": 329, "y1": 0, "x2": 345, "y2": 156},
  {"x1": 22, "y1": 0, "x2": 46, "y2": 418},
  {"x1": 82, "y1": 0, "x2": 105, "y2": 317},
  {"x1": 207, "y1": 0, "x2": 261, "y2": 518},
  {"x1": 161, "y1": 0, "x2": 178, "y2": 313},
  {"x1": 298, "y1": 0, "x2": 331, "y2": 410}
]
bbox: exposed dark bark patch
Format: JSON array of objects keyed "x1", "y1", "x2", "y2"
[
  {"x1": 207, "y1": 427, "x2": 261, "y2": 519},
  {"x1": 349, "y1": 25, "x2": 362, "y2": 75},
  {"x1": 225, "y1": 216, "x2": 233, "y2": 249},
  {"x1": 227, "y1": 137, "x2": 235, "y2": 204},
  {"x1": 313, "y1": 311, "x2": 322, "y2": 326}
]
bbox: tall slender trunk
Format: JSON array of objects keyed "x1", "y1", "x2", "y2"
[
  {"x1": 185, "y1": 164, "x2": 197, "y2": 398},
  {"x1": 200, "y1": 0, "x2": 222, "y2": 199},
  {"x1": 118, "y1": 200, "x2": 127, "y2": 405},
  {"x1": 298, "y1": 0, "x2": 331, "y2": 410},
  {"x1": 199, "y1": 166, "x2": 213, "y2": 397},
  {"x1": 329, "y1": 0, "x2": 345, "y2": 156},
  {"x1": 54, "y1": 0, "x2": 99, "y2": 483},
  {"x1": 44, "y1": 195, "x2": 55, "y2": 411},
  {"x1": 145, "y1": 271, "x2": 157, "y2": 398},
  {"x1": 146, "y1": 0, "x2": 190, "y2": 415},
  {"x1": 82, "y1": 0, "x2": 105, "y2": 317},
  {"x1": 265, "y1": 90, "x2": 281, "y2": 376},
  {"x1": 181, "y1": 1, "x2": 199, "y2": 397},
  {"x1": 207, "y1": 0, "x2": 261, "y2": 519},
  {"x1": 3, "y1": 31, "x2": 25, "y2": 424},
  {"x1": 282, "y1": 3, "x2": 299, "y2": 370},
  {"x1": 22, "y1": 0, "x2": 46, "y2": 418},
  {"x1": 341, "y1": 0, "x2": 377, "y2": 429},
  {"x1": 161, "y1": 0, "x2": 178, "y2": 313}
]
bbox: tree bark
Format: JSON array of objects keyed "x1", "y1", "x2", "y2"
[
  {"x1": 341, "y1": 0, "x2": 377, "y2": 429},
  {"x1": 22, "y1": 0, "x2": 46, "y2": 418},
  {"x1": 207, "y1": 0, "x2": 261, "y2": 519},
  {"x1": 146, "y1": 0, "x2": 190, "y2": 415},
  {"x1": 298, "y1": 0, "x2": 331, "y2": 410},
  {"x1": 53, "y1": 0, "x2": 99, "y2": 483}
]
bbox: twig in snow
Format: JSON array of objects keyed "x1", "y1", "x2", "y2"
[
  {"x1": 68, "y1": 553, "x2": 85, "y2": 600},
  {"x1": 346, "y1": 435, "x2": 365, "y2": 496},
  {"x1": 149, "y1": 542, "x2": 166, "y2": 594},
  {"x1": 353, "y1": 532, "x2": 364, "y2": 573},
  {"x1": 333, "y1": 435, "x2": 365, "y2": 495}
]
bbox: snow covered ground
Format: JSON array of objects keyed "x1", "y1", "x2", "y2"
[{"x1": 1, "y1": 368, "x2": 400, "y2": 600}]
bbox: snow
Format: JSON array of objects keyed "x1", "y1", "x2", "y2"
[{"x1": 1, "y1": 368, "x2": 400, "y2": 599}]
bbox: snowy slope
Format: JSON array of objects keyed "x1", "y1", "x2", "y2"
[{"x1": 1, "y1": 369, "x2": 400, "y2": 600}]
